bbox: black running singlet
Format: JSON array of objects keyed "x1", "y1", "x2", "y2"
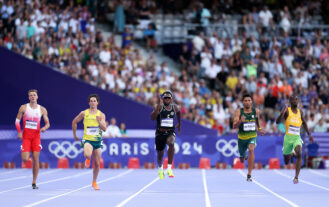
[{"x1": 156, "y1": 104, "x2": 176, "y2": 131}]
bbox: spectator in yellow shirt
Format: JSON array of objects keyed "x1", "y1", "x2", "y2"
[{"x1": 226, "y1": 70, "x2": 238, "y2": 90}]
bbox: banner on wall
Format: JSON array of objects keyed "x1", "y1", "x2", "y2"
[{"x1": 0, "y1": 135, "x2": 284, "y2": 168}]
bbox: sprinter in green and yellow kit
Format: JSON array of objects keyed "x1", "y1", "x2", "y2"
[
  {"x1": 72, "y1": 94, "x2": 107, "y2": 190},
  {"x1": 276, "y1": 95, "x2": 313, "y2": 184},
  {"x1": 233, "y1": 93, "x2": 264, "y2": 182}
]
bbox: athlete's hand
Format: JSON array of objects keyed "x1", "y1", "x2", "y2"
[
  {"x1": 74, "y1": 136, "x2": 80, "y2": 141},
  {"x1": 158, "y1": 94, "x2": 162, "y2": 104},
  {"x1": 309, "y1": 135, "x2": 314, "y2": 143},
  {"x1": 96, "y1": 116, "x2": 102, "y2": 123},
  {"x1": 240, "y1": 115, "x2": 245, "y2": 123},
  {"x1": 283, "y1": 106, "x2": 288, "y2": 114},
  {"x1": 18, "y1": 132, "x2": 22, "y2": 140},
  {"x1": 258, "y1": 128, "x2": 265, "y2": 136},
  {"x1": 176, "y1": 123, "x2": 181, "y2": 134},
  {"x1": 156, "y1": 95, "x2": 162, "y2": 111},
  {"x1": 40, "y1": 127, "x2": 46, "y2": 133}
]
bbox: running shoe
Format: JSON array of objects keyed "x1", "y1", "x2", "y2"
[
  {"x1": 158, "y1": 169, "x2": 165, "y2": 179},
  {"x1": 92, "y1": 182, "x2": 100, "y2": 190},
  {"x1": 293, "y1": 177, "x2": 298, "y2": 184},
  {"x1": 32, "y1": 183, "x2": 39, "y2": 189},
  {"x1": 247, "y1": 174, "x2": 252, "y2": 182},
  {"x1": 167, "y1": 169, "x2": 174, "y2": 178},
  {"x1": 85, "y1": 158, "x2": 91, "y2": 168}
]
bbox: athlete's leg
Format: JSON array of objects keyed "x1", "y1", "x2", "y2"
[
  {"x1": 84, "y1": 142, "x2": 93, "y2": 168},
  {"x1": 238, "y1": 139, "x2": 247, "y2": 163},
  {"x1": 157, "y1": 149, "x2": 165, "y2": 167},
  {"x1": 284, "y1": 154, "x2": 292, "y2": 165},
  {"x1": 21, "y1": 138, "x2": 31, "y2": 162},
  {"x1": 84, "y1": 142, "x2": 93, "y2": 160},
  {"x1": 92, "y1": 148, "x2": 102, "y2": 183},
  {"x1": 283, "y1": 135, "x2": 294, "y2": 165},
  {"x1": 166, "y1": 135, "x2": 175, "y2": 165},
  {"x1": 32, "y1": 151, "x2": 40, "y2": 185},
  {"x1": 247, "y1": 144, "x2": 255, "y2": 176},
  {"x1": 294, "y1": 145, "x2": 302, "y2": 180},
  {"x1": 22, "y1": 152, "x2": 30, "y2": 162}
]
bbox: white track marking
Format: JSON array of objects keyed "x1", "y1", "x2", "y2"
[
  {"x1": 23, "y1": 170, "x2": 133, "y2": 207},
  {"x1": 0, "y1": 170, "x2": 91, "y2": 194},
  {"x1": 0, "y1": 169, "x2": 28, "y2": 175},
  {"x1": 0, "y1": 169, "x2": 62, "y2": 182},
  {"x1": 238, "y1": 170, "x2": 299, "y2": 207},
  {"x1": 308, "y1": 169, "x2": 329, "y2": 178},
  {"x1": 115, "y1": 177, "x2": 159, "y2": 207},
  {"x1": 202, "y1": 169, "x2": 211, "y2": 207},
  {"x1": 274, "y1": 170, "x2": 329, "y2": 192}
]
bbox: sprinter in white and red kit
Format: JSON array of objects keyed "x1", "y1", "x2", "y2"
[{"x1": 15, "y1": 89, "x2": 50, "y2": 189}]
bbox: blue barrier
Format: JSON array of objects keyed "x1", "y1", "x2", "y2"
[
  {"x1": 0, "y1": 47, "x2": 217, "y2": 136},
  {"x1": 0, "y1": 135, "x2": 286, "y2": 168}
]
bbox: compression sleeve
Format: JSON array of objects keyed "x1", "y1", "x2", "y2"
[{"x1": 15, "y1": 118, "x2": 22, "y2": 133}]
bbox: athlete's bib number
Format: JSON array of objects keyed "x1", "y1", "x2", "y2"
[
  {"x1": 25, "y1": 121, "x2": 38, "y2": 129},
  {"x1": 288, "y1": 125, "x2": 300, "y2": 135},
  {"x1": 161, "y1": 118, "x2": 174, "y2": 127},
  {"x1": 87, "y1": 127, "x2": 99, "y2": 135},
  {"x1": 243, "y1": 122, "x2": 256, "y2": 131}
]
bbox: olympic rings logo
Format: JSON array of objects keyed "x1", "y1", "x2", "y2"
[
  {"x1": 216, "y1": 139, "x2": 239, "y2": 157},
  {"x1": 48, "y1": 141, "x2": 83, "y2": 159}
]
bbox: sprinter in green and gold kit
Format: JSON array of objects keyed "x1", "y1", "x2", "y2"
[
  {"x1": 72, "y1": 94, "x2": 107, "y2": 190},
  {"x1": 233, "y1": 93, "x2": 264, "y2": 182},
  {"x1": 276, "y1": 95, "x2": 313, "y2": 184}
]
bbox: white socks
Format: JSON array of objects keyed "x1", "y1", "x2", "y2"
[
  {"x1": 168, "y1": 164, "x2": 172, "y2": 170},
  {"x1": 158, "y1": 165, "x2": 163, "y2": 170}
]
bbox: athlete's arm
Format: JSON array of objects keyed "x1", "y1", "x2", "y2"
[
  {"x1": 150, "y1": 96, "x2": 162, "y2": 120},
  {"x1": 233, "y1": 109, "x2": 242, "y2": 129},
  {"x1": 72, "y1": 111, "x2": 85, "y2": 141},
  {"x1": 174, "y1": 105, "x2": 181, "y2": 133},
  {"x1": 276, "y1": 106, "x2": 288, "y2": 124},
  {"x1": 40, "y1": 107, "x2": 50, "y2": 133},
  {"x1": 96, "y1": 112, "x2": 107, "y2": 131},
  {"x1": 256, "y1": 108, "x2": 264, "y2": 135},
  {"x1": 300, "y1": 109, "x2": 314, "y2": 142},
  {"x1": 15, "y1": 105, "x2": 26, "y2": 140}
]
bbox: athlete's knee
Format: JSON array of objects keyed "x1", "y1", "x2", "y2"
[
  {"x1": 295, "y1": 151, "x2": 302, "y2": 159},
  {"x1": 167, "y1": 136, "x2": 175, "y2": 145},
  {"x1": 248, "y1": 146, "x2": 255, "y2": 153},
  {"x1": 84, "y1": 153, "x2": 91, "y2": 160},
  {"x1": 32, "y1": 156, "x2": 39, "y2": 162},
  {"x1": 94, "y1": 160, "x2": 100, "y2": 168},
  {"x1": 22, "y1": 157, "x2": 30, "y2": 162},
  {"x1": 168, "y1": 143, "x2": 174, "y2": 149}
]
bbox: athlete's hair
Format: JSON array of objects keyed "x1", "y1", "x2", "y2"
[
  {"x1": 162, "y1": 90, "x2": 173, "y2": 98},
  {"x1": 290, "y1": 94, "x2": 298, "y2": 101},
  {"x1": 28, "y1": 89, "x2": 38, "y2": 95},
  {"x1": 242, "y1": 93, "x2": 252, "y2": 101},
  {"x1": 88, "y1": 94, "x2": 100, "y2": 103}
]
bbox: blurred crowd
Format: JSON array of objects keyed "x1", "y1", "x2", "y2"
[
  {"x1": 176, "y1": 2, "x2": 329, "y2": 134},
  {"x1": 1, "y1": 0, "x2": 329, "y2": 135}
]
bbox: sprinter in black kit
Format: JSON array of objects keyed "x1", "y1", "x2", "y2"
[{"x1": 150, "y1": 90, "x2": 181, "y2": 179}]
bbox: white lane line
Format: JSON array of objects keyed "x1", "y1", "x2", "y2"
[
  {"x1": 0, "y1": 169, "x2": 62, "y2": 182},
  {"x1": 115, "y1": 177, "x2": 159, "y2": 207},
  {"x1": 202, "y1": 170, "x2": 211, "y2": 207},
  {"x1": 274, "y1": 170, "x2": 329, "y2": 192},
  {"x1": 308, "y1": 169, "x2": 329, "y2": 178},
  {"x1": 0, "y1": 170, "x2": 91, "y2": 194},
  {"x1": 23, "y1": 170, "x2": 133, "y2": 207},
  {"x1": 238, "y1": 170, "x2": 299, "y2": 207},
  {"x1": 0, "y1": 169, "x2": 28, "y2": 175}
]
